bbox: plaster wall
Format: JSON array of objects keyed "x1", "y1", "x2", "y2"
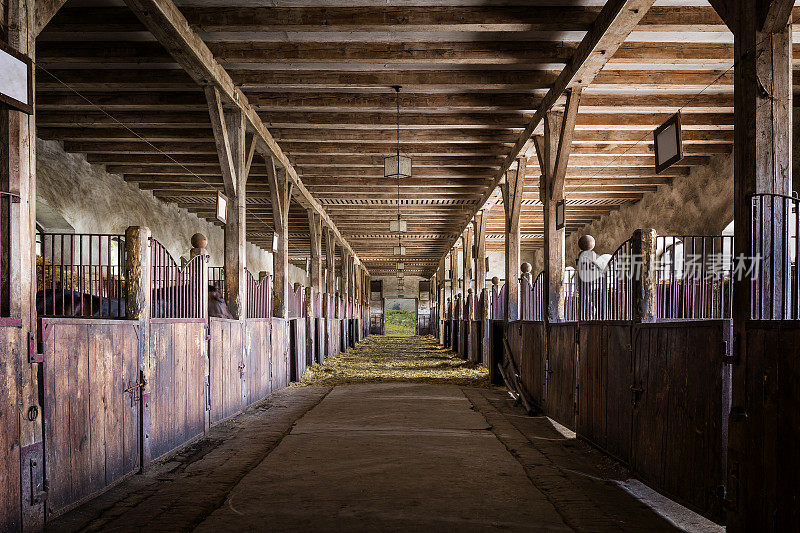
[
  {"x1": 36, "y1": 138, "x2": 308, "y2": 285},
  {"x1": 565, "y1": 151, "x2": 734, "y2": 263}
]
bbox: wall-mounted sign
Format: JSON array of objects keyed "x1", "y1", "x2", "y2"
[
  {"x1": 654, "y1": 112, "x2": 683, "y2": 174},
  {"x1": 216, "y1": 191, "x2": 228, "y2": 224},
  {"x1": 272, "y1": 233, "x2": 278, "y2": 251},
  {"x1": 556, "y1": 199, "x2": 566, "y2": 230},
  {"x1": 0, "y1": 41, "x2": 33, "y2": 114}
]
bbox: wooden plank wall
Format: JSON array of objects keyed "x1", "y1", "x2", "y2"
[
  {"x1": 631, "y1": 321, "x2": 730, "y2": 522},
  {"x1": 244, "y1": 318, "x2": 272, "y2": 406},
  {"x1": 41, "y1": 319, "x2": 140, "y2": 518},
  {"x1": 148, "y1": 321, "x2": 206, "y2": 462},
  {"x1": 546, "y1": 323, "x2": 578, "y2": 429},
  {"x1": 577, "y1": 323, "x2": 632, "y2": 463},
  {"x1": 208, "y1": 318, "x2": 245, "y2": 425},
  {"x1": 0, "y1": 328, "x2": 21, "y2": 532},
  {"x1": 741, "y1": 323, "x2": 800, "y2": 531},
  {"x1": 503, "y1": 319, "x2": 731, "y2": 522},
  {"x1": 505, "y1": 321, "x2": 546, "y2": 407}
]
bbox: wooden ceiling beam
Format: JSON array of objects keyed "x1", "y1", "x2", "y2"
[{"x1": 122, "y1": 0, "x2": 365, "y2": 268}]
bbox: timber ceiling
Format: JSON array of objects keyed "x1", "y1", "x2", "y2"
[{"x1": 35, "y1": 1, "x2": 793, "y2": 278}]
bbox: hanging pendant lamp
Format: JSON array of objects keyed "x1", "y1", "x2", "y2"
[{"x1": 384, "y1": 86, "x2": 411, "y2": 179}]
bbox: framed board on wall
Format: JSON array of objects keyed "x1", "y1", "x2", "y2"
[{"x1": 0, "y1": 40, "x2": 33, "y2": 114}]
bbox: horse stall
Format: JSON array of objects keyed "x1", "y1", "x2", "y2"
[{"x1": 32, "y1": 233, "x2": 145, "y2": 517}]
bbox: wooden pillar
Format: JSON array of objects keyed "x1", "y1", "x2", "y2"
[
  {"x1": 324, "y1": 226, "x2": 336, "y2": 297},
  {"x1": 462, "y1": 226, "x2": 473, "y2": 295},
  {"x1": 535, "y1": 88, "x2": 580, "y2": 323},
  {"x1": 502, "y1": 158, "x2": 526, "y2": 322},
  {"x1": 631, "y1": 228, "x2": 657, "y2": 323},
  {"x1": 266, "y1": 155, "x2": 293, "y2": 318},
  {"x1": 707, "y1": 1, "x2": 794, "y2": 530},
  {"x1": 125, "y1": 226, "x2": 151, "y2": 465},
  {"x1": 307, "y1": 210, "x2": 323, "y2": 305},
  {"x1": 206, "y1": 86, "x2": 255, "y2": 319},
  {"x1": 340, "y1": 246, "x2": 350, "y2": 305},
  {"x1": 449, "y1": 247, "x2": 458, "y2": 300},
  {"x1": 473, "y1": 209, "x2": 488, "y2": 292},
  {"x1": 2, "y1": 2, "x2": 41, "y2": 528}
]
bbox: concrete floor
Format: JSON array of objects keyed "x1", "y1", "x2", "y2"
[{"x1": 50, "y1": 338, "x2": 716, "y2": 532}]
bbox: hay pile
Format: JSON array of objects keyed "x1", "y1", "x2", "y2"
[{"x1": 295, "y1": 335, "x2": 491, "y2": 388}]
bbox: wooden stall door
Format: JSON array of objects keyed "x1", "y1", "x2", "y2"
[
  {"x1": 742, "y1": 323, "x2": 800, "y2": 531},
  {"x1": 546, "y1": 324, "x2": 578, "y2": 430},
  {"x1": 208, "y1": 318, "x2": 245, "y2": 425},
  {"x1": 577, "y1": 323, "x2": 633, "y2": 463},
  {"x1": 42, "y1": 319, "x2": 140, "y2": 518},
  {"x1": 271, "y1": 319, "x2": 290, "y2": 390},
  {"x1": 631, "y1": 321, "x2": 729, "y2": 522},
  {"x1": 505, "y1": 322, "x2": 546, "y2": 408},
  {"x1": 148, "y1": 320, "x2": 206, "y2": 462},
  {"x1": 0, "y1": 328, "x2": 21, "y2": 531},
  {"x1": 244, "y1": 319, "x2": 272, "y2": 406}
]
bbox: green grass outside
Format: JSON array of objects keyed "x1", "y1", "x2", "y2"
[{"x1": 385, "y1": 309, "x2": 416, "y2": 336}]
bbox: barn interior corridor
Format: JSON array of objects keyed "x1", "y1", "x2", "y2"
[{"x1": 49, "y1": 336, "x2": 718, "y2": 533}]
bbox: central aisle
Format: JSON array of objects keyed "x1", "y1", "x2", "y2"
[
  {"x1": 49, "y1": 335, "x2": 700, "y2": 532},
  {"x1": 195, "y1": 382, "x2": 569, "y2": 532}
]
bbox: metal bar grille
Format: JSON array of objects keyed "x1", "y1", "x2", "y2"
[
  {"x1": 654, "y1": 235, "x2": 733, "y2": 320},
  {"x1": 149, "y1": 238, "x2": 207, "y2": 319},
  {"x1": 36, "y1": 232, "x2": 126, "y2": 318},
  {"x1": 579, "y1": 239, "x2": 633, "y2": 321},
  {"x1": 246, "y1": 271, "x2": 272, "y2": 319},
  {"x1": 751, "y1": 193, "x2": 796, "y2": 320}
]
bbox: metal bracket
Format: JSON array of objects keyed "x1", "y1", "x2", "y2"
[
  {"x1": 124, "y1": 375, "x2": 145, "y2": 408},
  {"x1": 27, "y1": 322, "x2": 51, "y2": 364},
  {"x1": 21, "y1": 441, "x2": 45, "y2": 530}
]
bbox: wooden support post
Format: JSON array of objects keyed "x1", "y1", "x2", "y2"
[
  {"x1": 631, "y1": 228, "x2": 657, "y2": 323},
  {"x1": 462, "y1": 226, "x2": 473, "y2": 295},
  {"x1": 707, "y1": 1, "x2": 794, "y2": 530},
  {"x1": 124, "y1": 226, "x2": 151, "y2": 465},
  {"x1": 2, "y1": 2, "x2": 42, "y2": 528},
  {"x1": 324, "y1": 226, "x2": 336, "y2": 297},
  {"x1": 266, "y1": 155, "x2": 293, "y2": 319},
  {"x1": 502, "y1": 159, "x2": 526, "y2": 322},
  {"x1": 206, "y1": 86, "x2": 254, "y2": 319},
  {"x1": 307, "y1": 209, "x2": 323, "y2": 308},
  {"x1": 449, "y1": 247, "x2": 458, "y2": 300},
  {"x1": 473, "y1": 209, "x2": 488, "y2": 292},
  {"x1": 536, "y1": 88, "x2": 581, "y2": 323}
]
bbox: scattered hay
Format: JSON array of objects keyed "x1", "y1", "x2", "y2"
[{"x1": 294, "y1": 335, "x2": 491, "y2": 388}]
